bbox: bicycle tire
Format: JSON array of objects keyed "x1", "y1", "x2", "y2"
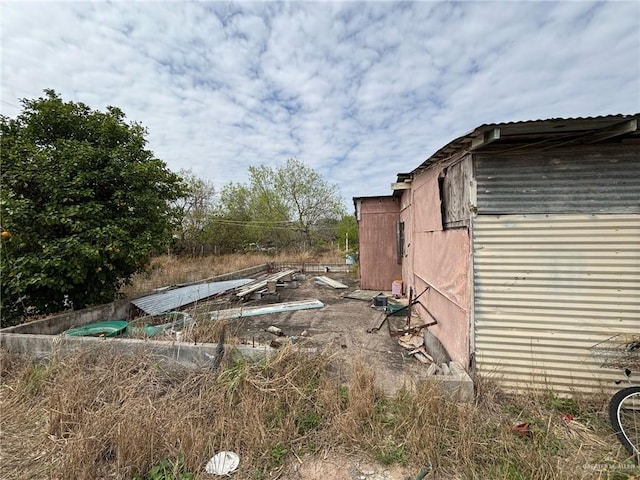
[{"x1": 609, "y1": 385, "x2": 640, "y2": 463}]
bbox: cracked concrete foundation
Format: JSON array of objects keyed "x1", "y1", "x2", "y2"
[{"x1": 0, "y1": 264, "x2": 473, "y2": 401}]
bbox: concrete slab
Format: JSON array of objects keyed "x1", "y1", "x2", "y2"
[
  {"x1": 343, "y1": 290, "x2": 383, "y2": 301},
  {"x1": 1, "y1": 300, "x2": 133, "y2": 335},
  {"x1": 0, "y1": 332, "x2": 274, "y2": 368},
  {"x1": 221, "y1": 272, "x2": 474, "y2": 399},
  {"x1": 1, "y1": 264, "x2": 473, "y2": 401}
]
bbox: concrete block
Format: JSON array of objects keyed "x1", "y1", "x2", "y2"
[
  {"x1": 430, "y1": 373, "x2": 474, "y2": 402},
  {"x1": 415, "y1": 360, "x2": 474, "y2": 402},
  {"x1": 1, "y1": 300, "x2": 132, "y2": 336}
]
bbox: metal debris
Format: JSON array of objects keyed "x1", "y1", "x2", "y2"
[
  {"x1": 132, "y1": 279, "x2": 254, "y2": 315},
  {"x1": 210, "y1": 299, "x2": 324, "y2": 321},
  {"x1": 367, "y1": 287, "x2": 434, "y2": 334}
]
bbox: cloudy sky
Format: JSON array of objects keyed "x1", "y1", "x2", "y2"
[{"x1": 2, "y1": 1, "x2": 638, "y2": 206}]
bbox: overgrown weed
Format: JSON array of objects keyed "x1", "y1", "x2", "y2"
[
  {"x1": 121, "y1": 249, "x2": 344, "y2": 298},
  {"x1": 0, "y1": 345, "x2": 635, "y2": 479}
]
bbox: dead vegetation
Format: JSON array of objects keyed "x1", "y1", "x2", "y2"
[
  {"x1": 2, "y1": 253, "x2": 637, "y2": 479},
  {"x1": 121, "y1": 251, "x2": 342, "y2": 299},
  {"x1": 1, "y1": 345, "x2": 637, "y2": 480}
]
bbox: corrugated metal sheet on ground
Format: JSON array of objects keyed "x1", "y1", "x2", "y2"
[
  {"x1": 209, "y1": 299, "x2": 324, "y2": 321},
  {"x1": 132, "y1": 279, "x2": 254, "y2": 315},
  {"x1": 473, "y1": 214, "x2": 640, "y2": 394}
]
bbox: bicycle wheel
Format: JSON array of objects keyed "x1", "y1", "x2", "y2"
[{"x1": 609, "y1": 386, "x2": 640, "y2": 463}]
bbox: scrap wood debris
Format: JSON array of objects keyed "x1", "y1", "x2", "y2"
[
  {"x1": 398, "y1": 333, "x2": 424, "y2": 350},
  {"x1": 510, "y1": 422, "x2": 533, "y2": 438},
  {"x1": 313, "y1": 276, "x2": 349, "y2": 289},
  {"x1": 397, "y1": 332, "x2": 462, "y2": 376}
]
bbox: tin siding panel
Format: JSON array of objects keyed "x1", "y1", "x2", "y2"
[
  {"x1": 476, "y1": 148, "x2": 640, "y2": 214},
  {"x1": 473, "y1": 214, "x2": 640, "y2": 394}
]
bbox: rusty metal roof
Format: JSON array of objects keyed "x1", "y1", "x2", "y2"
[
  {"x1": 132, "y1": 279, "x2": 254, "y2": 315},
  {"x1": 412, "y1": 113, "x2": 640, "y2": 173}
]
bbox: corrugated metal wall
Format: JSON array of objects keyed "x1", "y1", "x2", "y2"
[
  {"x1": 473, "y1": 214, "x2": 640, "y2": 393},
  {"x1": 476, "y1": 150, "x2": 640, "y2": 214}
]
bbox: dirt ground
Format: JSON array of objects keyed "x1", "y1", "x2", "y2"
[
  {"x1": 222, "y1": 271, "x2": 435, "y2": 397},
  {"x1": 209, "y1": 271, "x2": 433, "y2": 479},
  {"x1": 3, "y1": 269, "x2": 629, "y2": 480},
  {"x1": 281, "y1": 454, "x2": 418, "y2": 480},
  {"x1": 0, "y1": 270, "x2": 448, "y2": 480}
]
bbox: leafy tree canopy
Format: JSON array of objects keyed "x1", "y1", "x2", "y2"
[
  {"x1": 210, "y1": 159, "x2": 346, "y2": 252},
  {"x1": 0, "y1": 90, "x2": 184, "y2": 325},
  {"x1": 172, "y1": 169, "x2": 215, "y2": 255},
  {"x1": 335, "y1": 214, "x2": 359, "y2": 256}
]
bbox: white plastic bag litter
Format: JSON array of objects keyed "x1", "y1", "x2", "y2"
[{"x1": 204, "y1": 451, "x2": 240, "y2": 475}]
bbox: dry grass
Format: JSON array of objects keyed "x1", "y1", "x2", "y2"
[
  {"x1": 2, "y1": 254, "x2": 637, "y2": 479},
  {"x1": 1, "y1": 346, "x2": 636, "y2": 480},
  {"x1": 121, "y1": 250, "x2": 344, "y2": 298}
]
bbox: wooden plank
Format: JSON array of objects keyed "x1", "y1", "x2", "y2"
[
  {"x1": 391, "y1": 181, "x2": 411, "y2": 191},
  {"x1": 586, "y1": 119, "x2": 637, "y2": 143},
  {"x1": 314, "y1": 276, "x2": 349, "y2": 289},
  {"x1": 235, "y1": 270, "x2": 297, "y2": 297},
  {"x1": 470, "y1": 128, "x2": 500, "y2": 150}
]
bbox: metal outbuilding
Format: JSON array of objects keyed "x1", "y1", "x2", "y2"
[{"x1": 355, "y1": 114, "x2": 640, "y2": 394}]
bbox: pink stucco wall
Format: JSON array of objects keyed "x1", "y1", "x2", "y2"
[
  {"x1": 412, "y1": 230, "x2": 470, "y2": 366},
  {"x1": 399, "y1": 168, "x2": 471, "y2": 367},
  {"x1": 357, "y1": 197, "x2": 403, "y2": 291}
]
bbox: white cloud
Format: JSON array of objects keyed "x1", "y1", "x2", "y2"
[{"x1": 1, "y1": 1, "x2": 638, "y2": 204}]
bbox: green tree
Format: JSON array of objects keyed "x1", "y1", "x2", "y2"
[
  {"x1": 201, "y1": 159, "x2": 345, "y2": 254},
  {"x1": 0, "y1": 90, "x2": 184, "y2": 325},
  {"x1": 173, "y1": 169, "x2": 216, "y2": 255},
  {"x1": 206, "y1": 182, "x2": 254, "y2": 254},
  {"x1": 216, "y1": 159, "x2": 344, "y2": 251},
  {"x1": 335, "y1": 214, "x2": 359, "y2": 255},
  {"x1": 273, "y1": 158, "x2": 345, "y2": 247},
  {"x1": 246, "y1": 164, "x2": 296, "y2": 248}
]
